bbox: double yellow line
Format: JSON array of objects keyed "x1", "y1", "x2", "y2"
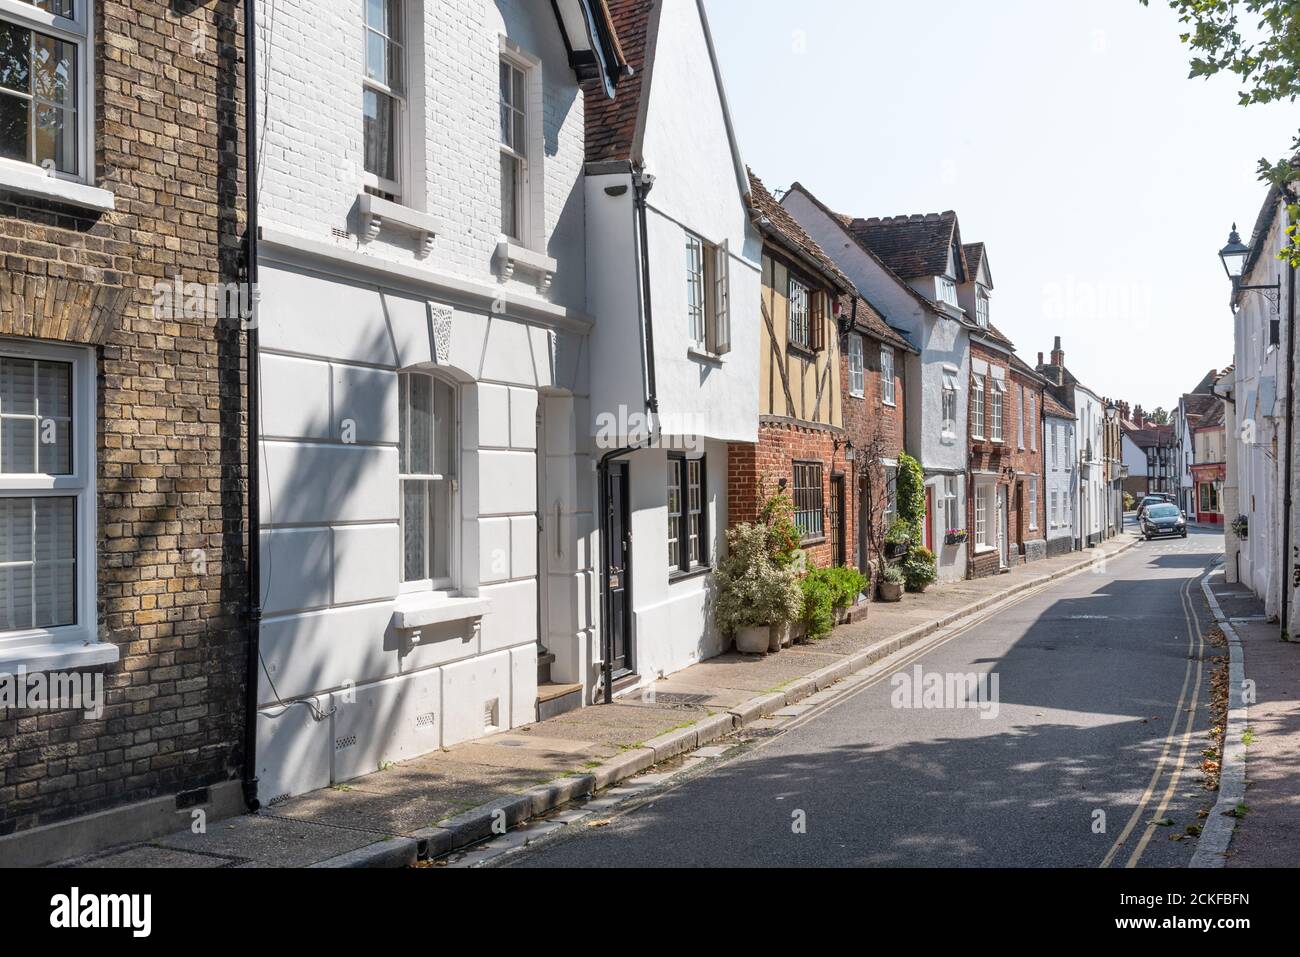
[{"x1": 1098, "y1": 566, "x2": 1208, "y2": 868}]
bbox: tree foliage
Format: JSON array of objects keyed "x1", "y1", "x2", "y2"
[
  {"x1": 896, "y1": 452, "x2": 926, "y2": 546},
  {"x1": 1142, "y1": 0, "x2": 1300, "y2": 263}
]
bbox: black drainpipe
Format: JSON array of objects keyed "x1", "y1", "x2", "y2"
[
  {"x1": 1283, "y1": 237, "x2": 1296, "y2": 641},
  {"x1": 596, "y1": 168, "x2": 659, "y2": 703},
  {"x1": 242, "y1": 0, "x2": 263, "y2": 811}
]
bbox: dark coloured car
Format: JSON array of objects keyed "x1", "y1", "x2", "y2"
[
  {"x1": 1136, "y1": 495, "x2": 1167, "y2": 521},
  {"x1": 1142, "y1": 503, "x2": 1187, "y2": 540}
]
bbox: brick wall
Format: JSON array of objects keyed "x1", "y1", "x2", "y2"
[
  {"x1": 728, "y1": 419, "x2": 852, "y2": 571},
  {"x1": 841, "y1": 333, "x2": 906, "y2": 568},
  {"x1": 0, "y1": 1, "x2": 247, "y2": 834}
]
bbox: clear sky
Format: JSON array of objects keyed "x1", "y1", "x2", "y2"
[{"x1": 704, "y1": 0, "x2": 1297, "y2": 414}]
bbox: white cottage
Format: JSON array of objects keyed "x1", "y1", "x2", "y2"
[
  {"x1": 582, "y1": 0, "x2": 762, "y2": 694},
  {"x1": 783, "y1": 190, "x2": 972, "y2": 582},
  {"x1": 248, "y1": 0, "x2": 624, "y2": 803}
]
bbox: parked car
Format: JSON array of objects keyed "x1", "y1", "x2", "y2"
[
  {"x1": 1141, "y1": 503, "x2": 1187, "y2": 540},
  {"x1": 1136, "y1": 495, "x2": 1167, "y2": 521}
]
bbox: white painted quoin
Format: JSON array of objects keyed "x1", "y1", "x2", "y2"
[
  {"x1": 583, "y1": 0, "x2": 762, "y2": 689},
  {"x1": 782, "y1": 189, "x2": 970, "y2": 581},
  {"x1": 249, "y1": 0, "x2": 622, "y2": 802}
]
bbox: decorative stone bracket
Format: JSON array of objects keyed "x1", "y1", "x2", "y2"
[
  {"x1": 357, "y1": 192, "x2": 441, "y2": 260},
  {"x1": 495, "y1": 240, "x2": 557, "y2": 293}
]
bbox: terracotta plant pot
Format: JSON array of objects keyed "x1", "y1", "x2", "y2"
[
  {"x1": 735, "y1": 625, "x2": 771, "y2": 654},
  {"x1": 878, "y1": 581, "x2": 903, "y2": 603}
]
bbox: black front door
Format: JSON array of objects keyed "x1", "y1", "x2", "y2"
[{"x1": 604, "y1": 463, "x2": 633, "y2": 678}]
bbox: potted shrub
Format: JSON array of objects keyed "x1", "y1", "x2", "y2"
[
  {"x1": 878, "y1": 563, "x2": 904, "y2": 602},
  {"x1": 902, "y1": 546, "x2": 937, "y2": 593},
  {"x1": 714, "y1": 522, "x2": 801, "y2": 655},
  {"x1": 884, "y1": 518, "x2": 913, "y2": 560},
  {"x1": 800, "y1": 570, "x2": 836, "y2": 642},
  {"x1": 826, "y1": 565, "x2": 869, "y2": 623}
]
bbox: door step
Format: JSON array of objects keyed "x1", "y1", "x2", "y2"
[{"x1": 536, "y1": 682, "x2": 583, "y2": 721}]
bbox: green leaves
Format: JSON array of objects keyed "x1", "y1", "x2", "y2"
[{"x1": 1146, "y1": 0, "x2": 1300, "y2": 262}]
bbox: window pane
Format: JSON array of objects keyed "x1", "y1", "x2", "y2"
[
  {"x1": 0, "y1": 23, "x2": 30, "y2": 95},
  {"x1": 0, "y1": 496, "x2": 74, "y2": 630},
  {"x1": 37, "y1": 360, "x2": 70, "y2": 417},
  {"x1": 31, "y1": 32, "x2": 73, "y2": 105},
  {"x1": 2, "y1": 418, "x2": 36, "y2": 473},
  {"x1": 500, "y1": 151, "x2": 519, "y2": 238},
  {"x1": 0, "y1": 92, "x2": 26, "y2": 166},
  {"x1": 1, "y1": 358, "x2": 36, "y2": 413},
  {"x1": 429, "y1": 479, "x2": 449, "y2": 581},
  {"x1": 407, "y1": 373, "x2": 432, "y2": 474},
  {"x1": 33, "y1": 102, "x2": 74, "y2": 177},
  {"x1": 432, "y1": 377, "x2": 453, "y2": 477},
  {"x1": 366, "y1": 28, "x2": 387, "y2": 86},
  {"x1": 402, "y1": 479, "x2": 427, "y2": 581},
  {"x1": 363, "y1": 88, "x2": 396, "y2": 182}
]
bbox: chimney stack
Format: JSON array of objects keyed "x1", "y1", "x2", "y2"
[
  {"x1": 1050, "y1": 336, "x2": 1064, "y2": 368},
  {"x1": 1037, "y1": 351, "x2": 1044, "y2": 366}
]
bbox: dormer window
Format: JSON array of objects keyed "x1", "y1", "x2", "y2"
[
  {"x1": 937, "y1": 276, "x2": 958, "y2": 308},
  {"x1": 975, "y1": 291, "x2": 989, "y2": 327}
]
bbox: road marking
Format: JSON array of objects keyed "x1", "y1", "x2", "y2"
[
  {"x1": 1097, "y1": 565, "x2": 1209, "y2": 868},
  {"x1": 1123, "y1": 574, "x2": 1206, "y2": 867}
]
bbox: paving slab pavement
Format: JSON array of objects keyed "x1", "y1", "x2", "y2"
[{"x1": 52, "y1": 532, "x2": 1137, "y2": 868}]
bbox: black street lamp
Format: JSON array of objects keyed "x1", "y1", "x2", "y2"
[{"x1": 1218, "y1": 224, "x2": 1250, "y2": 281}]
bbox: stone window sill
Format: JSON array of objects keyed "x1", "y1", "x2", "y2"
[
  {"x1": 0, "y1": 638, "x2": 119, "y2": 674},
  {"x1": 0, "y1": 163, "x2": 114, "y2": 213},
  {"x1": 357, "y1": 192, "x2": 441, "y2": 258},
  {"x1": 496, "y1": 240, "x2": 557, "y2": 292},
  {"x1": 687, "y1": 347, "x2": 725, "y2": 365},
  {"x1": 391, "y1": 593, "x2": 492, "y2": 632}
]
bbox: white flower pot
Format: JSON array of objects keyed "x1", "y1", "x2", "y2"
[
  {"x1": 768, "y1": 622, "x2": 790, "y2": 652},
  {"x1": 735, "y1": 625, "x2": 770, "y2": 655}
]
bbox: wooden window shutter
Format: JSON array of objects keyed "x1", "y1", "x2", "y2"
[
  {"x1": 810, "y1": 290, "x2": 825, "y2": 351},
  {"x1": 713, "y1": 239, "x2": 731, "y2": 354}
]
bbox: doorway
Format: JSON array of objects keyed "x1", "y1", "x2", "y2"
[
  {"x1": 830, "y1": 473, "x2": 846, "y2": 567},
  {"x1": 996, "y1": 485, "x2": 1009, "y2": 569},
  {"x1": 603, "y1": 462, "x2": 633, "y2": 679}
]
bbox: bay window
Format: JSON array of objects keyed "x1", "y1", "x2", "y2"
[
  {"x1": 0, "y1": 0, "x2": 88, "y2": 179},
  {"x1": 363, "y1": 0, "x2": 405, "y2": 201},
  {"x1": 0, "y1": 340, "x2": 96, "y2": 660},
  {"x1": 399, "y1": 371, "x2": 456, "y2": 588}
]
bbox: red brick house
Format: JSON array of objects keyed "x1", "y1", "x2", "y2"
[
  {"x1": 839, "y1": 293, "x2": 917, "y2": 574},
  {"x1": 962, "y1": 244, "x2": 1046, "y2": 577},
  {"x1": 729, "y1": 172, "x2": 856, "y2": 569}
]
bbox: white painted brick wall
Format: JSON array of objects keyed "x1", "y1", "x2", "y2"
[{"x1": 256, "y1": 0, "x2": 588, "y2": 311}]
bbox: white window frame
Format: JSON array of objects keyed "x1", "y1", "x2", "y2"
[
  {"x1": 937, "y1": 275, "x2": 958, "y2": 307},
  {"x1": 686, "y1": 232, "x2": 731, "y2": 355},
  {"x1": 975, "y1": 483, "x2": 989, "y2": 548},
  {"x1": 975, "y1": 291, "x2": 989, "y2": 327},
  {"x1": 398, "y1": 369, "x2": 459, "y2": 594},
  {"x1": 847, "y1": 334, "x2": 864, "y2": 398},
  {"x1": 499, "y1": 55, "x2": 528, "y2": 243},
  {"x1": 1017, "y1": 385, "x2": 1025, "y2": 449},
  {"x1": 941, "y1": 370, "x2": 958, "y2": 436},
  {"x1": 1028, "y1": 394, "x2": 1037, "y2": 451},
  {"x1": 0, "y1": 0, "x2": 93, "y2": 183},
  {"x1": 0, "y1": 337, "x2": 96, "y2": 659},
  {"x1": 943, "y1": 474, "x2": 960, "y2": 531},
  {"x1": 971, "y1": 374, "x2": 985, "y2": 439},
  {"x1": 788, "y1": 275, "x2": 811, "y2": 351},
  {"x1": 362, "y1": 0, "x2": 407, "y2": 201},
  {"x1": 1028, "y1": 476, "x2": 1038, "y2": 530},
  {"x1": 990, "y1": 377, "x2": 1004, "y2": 442},
  {"x1": 880, "y1": 345, "x2": 895, "y2": 406}
]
